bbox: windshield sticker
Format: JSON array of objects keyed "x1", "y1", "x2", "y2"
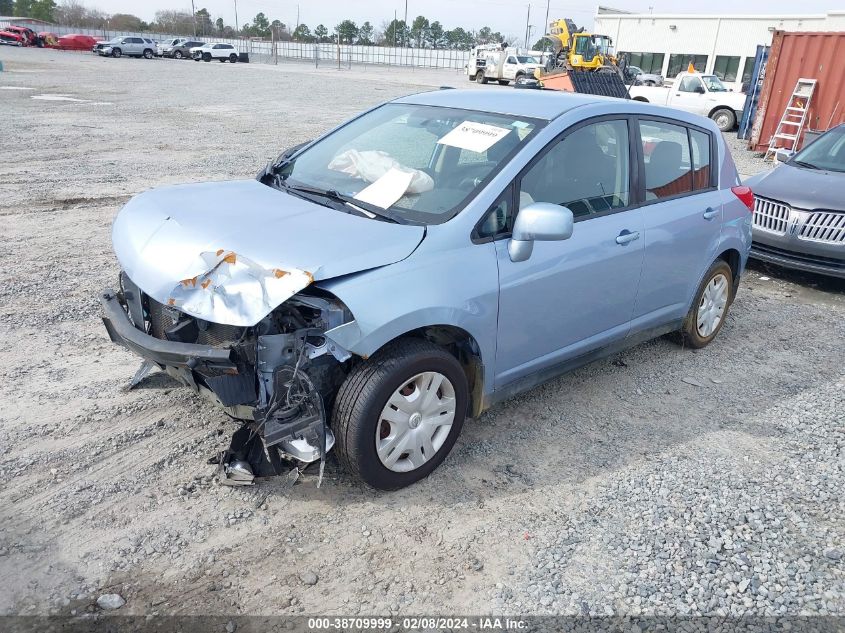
[
  {"x1": 353, "y1": 167, "x2": 414, "y2": 209},
  {"x1": 437, "y1": 121, "x2": 512, "y2": 154}
]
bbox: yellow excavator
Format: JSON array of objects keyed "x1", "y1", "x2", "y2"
[{"x1": 536, "y1": 18, "x2": 620, "y2": 77}]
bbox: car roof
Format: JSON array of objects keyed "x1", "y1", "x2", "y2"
[{"x1": 395, "y1": 89, "x2": 632, "y2": 122}]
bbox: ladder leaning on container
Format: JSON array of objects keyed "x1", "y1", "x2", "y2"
[{"x1": 765, "y1": 78, "x2": 817, "y2": 161}]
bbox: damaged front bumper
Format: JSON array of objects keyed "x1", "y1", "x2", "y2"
[{"x1": 101, "y1": 285, "x2": 343, "y2": 485}]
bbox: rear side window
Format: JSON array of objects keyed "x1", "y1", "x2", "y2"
[{"x1": 639, "y1": 121, "x2": 693, "y2": 200}]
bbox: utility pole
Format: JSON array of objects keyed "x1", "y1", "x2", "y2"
[
  {"x1": 234, "y1": 0, "x2": 239, "y2": 34},
  {"x1": 403, "y1": 0, "x2": 408, "y2": 47},
  {"x1": 524, "y1": 4, "x2": 531, "y2": 49},
  {"x1": 543, "y1": 0, "x2": 550, "y2": 37},
  {"x1": 191, "y1": 0, "x2": 197, "y2": 37}
]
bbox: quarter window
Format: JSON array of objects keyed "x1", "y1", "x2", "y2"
[
  {"x1": 690, "y1": 129, "x2": 712, "y2": 190},
  {"x1": 639, "y1": 121, "x2": 693, "y2": 200},
  {"x1": 519, "y1": 120, "x2": 630, "y2": 218}
]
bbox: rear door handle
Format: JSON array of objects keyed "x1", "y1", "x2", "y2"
[
  {"x1": 703, "y1": 207, "x2": 719, "y2": 220},
  {"x1": 616, "y1": 230, "x2": 640, "y2": 245}
]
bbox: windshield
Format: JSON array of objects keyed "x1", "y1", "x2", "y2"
[
  {"x1": 274, "y1": 103, "x2": 542, "y2": 224},
  {"x1": 702, "y1": 75, "x2": 728, "y2": 92},
  {"x1": 790, "y1": 127, "x2": 845, "y2": 172},
  {"x1": 517, "y1": 56, "x2": 538, "y2": 64}
]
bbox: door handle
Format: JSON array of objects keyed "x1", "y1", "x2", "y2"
[
  {"x1": 702, "y1": 207, "x2": 719, "y2": 220},
  {"x1": 616, "y1": 230, "x2": 640, "y2": 245}
]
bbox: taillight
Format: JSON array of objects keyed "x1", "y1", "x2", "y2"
[{"x1": 731, "y1": 185, "x2": 754, "y2": 212}]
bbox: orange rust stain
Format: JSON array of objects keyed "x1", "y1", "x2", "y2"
[
  {"x1": 216, "y1": 248, "x2": 225, "y2": 256},
  {"x1": 223, "y1": 252, "x2": 237, "y2": 264},
  {"x1": 180, "y1": 276, "x2": 198, "y2": 288},
  {"x1": 201, "y1": 279, "x2": 212, "y2": 289},
  {"x1": 167, "y1": 298, "x2": 176, "y2": 306},
  {"x1": 273, "y1": 269, "x2": 288, "y2": 279},
  {"x1": 305, "y1": 271, "x2": 314, "y2": 283}
]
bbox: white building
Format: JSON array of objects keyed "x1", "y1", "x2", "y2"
[{"x1": 593, "y1": 7, "x2": 845, "y2": 91}]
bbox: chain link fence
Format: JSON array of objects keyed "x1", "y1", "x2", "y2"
[{"x1": 39, "y1": 24, "x2": 471, "y2": 70}]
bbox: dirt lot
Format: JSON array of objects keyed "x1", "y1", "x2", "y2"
[{"x1": 1, "y1": 48, "x2": 843, "y2": 619}]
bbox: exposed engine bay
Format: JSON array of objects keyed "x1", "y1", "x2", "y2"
[{"x1": 112, "y1": 272, "x2": 354, "y2": 487}]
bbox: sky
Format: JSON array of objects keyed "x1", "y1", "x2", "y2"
[{"x1": 84, "y1": 1, "x2": 841, "y2": 38}]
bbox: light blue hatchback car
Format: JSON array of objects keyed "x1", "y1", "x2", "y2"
[{"x1": 102, "y1": 89, "x2": 753, "y2": 489}]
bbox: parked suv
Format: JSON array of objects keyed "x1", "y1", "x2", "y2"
[
  {"x1": 163, "y1": 39, "x2": 205, "y2": 59},
  {"x1": 101, "y1": 90, "x2": 753, "y2": 490},
  {"x1": 99, "y1": 36, "x2": 156, "y2": 59},
  {"x1": 191, "y1": 42, "x2": 238, "y2": 62}
]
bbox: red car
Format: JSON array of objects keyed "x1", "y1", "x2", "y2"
[
  {"x1": 0, "y1": 25, "x2": 41, "y2": 46},
  {"x1": 57, "y1": 33, "x2": 99, "y2": 51}
]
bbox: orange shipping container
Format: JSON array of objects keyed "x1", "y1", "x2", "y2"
[{"x1": 750, "y1": 30, "x2": 845, "y2": 152}]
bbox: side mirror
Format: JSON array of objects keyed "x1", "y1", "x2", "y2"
[
  {"x1": 508, "y1": 203, "x2": 574, "y2": 263},
  {"x1": 775, "y1": 148, "x2": 794, "y2": 164},
  {"x1": 695, "y1": 85, "x2": 706, "y2": 94}
]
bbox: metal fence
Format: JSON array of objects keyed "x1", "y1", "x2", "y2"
[{"x1": 37, "y1": 24, "x2": 472, "y2": 70}]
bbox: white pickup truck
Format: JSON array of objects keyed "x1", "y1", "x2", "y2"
[
  {"x1": 467, "y1": 46, "x2": 544, "y2": 86},
  {"x1": 629, "y1": 72, "x2": 746, "y2": 132}
]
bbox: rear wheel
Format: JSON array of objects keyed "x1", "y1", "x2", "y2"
[
  {"x1": 677, "y1": 260, "x2": 733, "y2": 348},
  {"x1": 333, "y1": 339, "x2": 468, "y2": 490},
  {"x1": 711, "y1": 108, "x2": 736, "y2": 132},
  {"x1": 229, "y1": 53, "x2": 237, "y2": 63}
]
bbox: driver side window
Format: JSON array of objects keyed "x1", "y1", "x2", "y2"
[
  {"x1": 678, "y1": 77, "x2": 703, "y2": 93},
  {"x1": 518, "y1": 120, "x2": 630, "y2": 218}
]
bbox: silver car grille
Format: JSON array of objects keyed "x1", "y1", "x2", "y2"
[
  {"x1": 753, "y1": 197, "x2": 791, "y2": 235},
  {"x1": 798, "y1": 211, "x2": 845, "y2": 245}
]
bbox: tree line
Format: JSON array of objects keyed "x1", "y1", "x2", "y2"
[{"x1": 3, "y1": 0, "x2": 513, "y2": 50}]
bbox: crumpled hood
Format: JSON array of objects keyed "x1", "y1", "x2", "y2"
[
  {"x1": 113, "y1": 180, "x2": 425, "y2": 326},
  {"x1": 745, "y1": 164, "x2": 845, "y2": 211}
]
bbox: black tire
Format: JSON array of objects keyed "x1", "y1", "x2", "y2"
[
  {"x1": 203, "y1": 52, "x2": 211, "y2": 62},
  {"x1": 229, "y1": 53, "x2": 237, "y2": 63},
  {"x1": 677, "y1": 260, "x2": 734, "y2": 349},
  {"x1": 112, "y1": 48, "x2": 122, "y2": 58},
  {"x1": 332, "y1": 339, "x2": 468, "y2": 490},
  {"x1": 497, "y1": 79, "x2": 509, "y2": 86},
  {"x1": 174, "y1": 50, "x2": 183, "y2": 59},
  {"x1": 476, "y1": 71, "x2": 487, "y2": 85},
  {"x1": 711, "y1": 107, "x2": 736, "y2": 132},
  {"x1": 143, "y1": 48, "x2": 153, "y2": 59}
]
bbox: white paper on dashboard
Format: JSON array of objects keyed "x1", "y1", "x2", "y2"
[
  {"x1": 353, "y1": 167, "x2": 415, "y2": 209},
  {"x1": 437, "y1": 121, "x2": 512, "y2": 153}
]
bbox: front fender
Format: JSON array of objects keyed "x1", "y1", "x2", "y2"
[{"x1": 319, "y1": 235, "x2": 500, "y2": 395}]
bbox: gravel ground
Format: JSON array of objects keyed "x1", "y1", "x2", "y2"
[{"x1": 0, "y1": 48, "x2": 843, "y2": 619}]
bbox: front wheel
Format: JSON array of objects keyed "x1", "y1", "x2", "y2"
[
  {"x1": 174, "y1": 50, "x2": 183, "y2": 59},
  {"x1": 111, "y1": 48, "x2": 122, "y2": 58},
  {"x1": 711, "y1": 108, "x2": 737, "y2": 132},
  {"x1": 203, "y1": 52, "x2": 211, "y2": 62},
  {"x1": 476, "y1": 71, "x2": 487, "y2": 85},
  {"x1": 677, "y1": 260, "x2": 733, "y2": 348},
  {"x1": 332, "y1": 339, "x2": 468, "y2": 490},
  {"x1": 143, "y1": 48, "x2": 153, "y2": 59}
]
